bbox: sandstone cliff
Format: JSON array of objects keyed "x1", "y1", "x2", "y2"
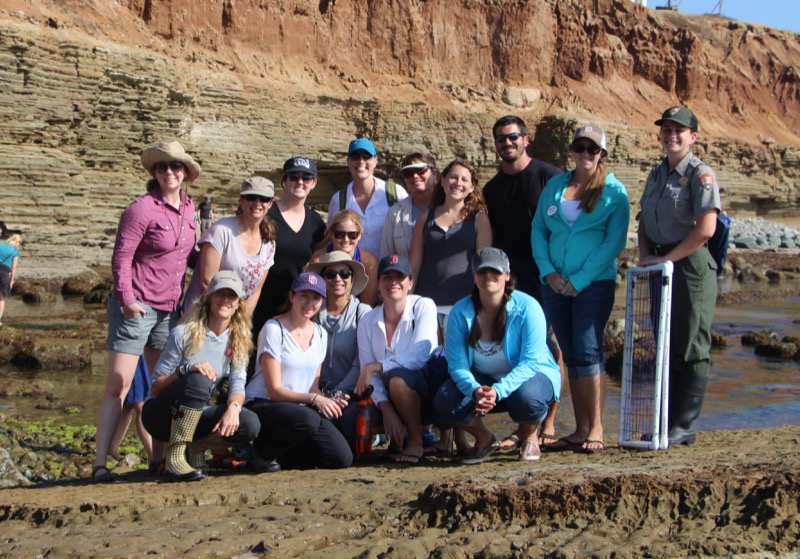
[{"x1": 0, "y1": 0, "x2": 798, "y2": 278}]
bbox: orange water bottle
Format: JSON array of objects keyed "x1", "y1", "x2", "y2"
[{"x1": 355, "y1": 396, "x2": 373, "y2": 454}]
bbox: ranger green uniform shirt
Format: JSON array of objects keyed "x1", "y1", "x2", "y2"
[{"x1": 639, "y1": 152, "x2": 721, "y2": 245}]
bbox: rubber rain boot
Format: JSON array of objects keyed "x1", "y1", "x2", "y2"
[
  {"x1": 165, "y1": 406, "x2": 206, "y2": 481},
  {"x1": 668, "y1": 375, "x2": 709, "y2": 446},
  {"x1": 186, "y1": 432, "x2": 230, "y2": 470}
]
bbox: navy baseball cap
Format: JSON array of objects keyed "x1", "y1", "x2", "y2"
[
  {"x1": 378, "y1": 254, "x2": 412, "y2": 277},
  {"x1": 291, "y1": 272, "x2": 327, "y2": 298}
]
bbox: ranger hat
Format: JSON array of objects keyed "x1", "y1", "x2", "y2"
[{"x1": 655, "y1": 106, "x2": 699, "y2": 132}]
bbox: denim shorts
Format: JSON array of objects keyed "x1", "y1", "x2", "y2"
[
  {"x1": 542, "y1": 280, "x2": 615, "y2": 379},
  {"x1": 107, "y1": 298, "x2": 178, "y2": 354}
]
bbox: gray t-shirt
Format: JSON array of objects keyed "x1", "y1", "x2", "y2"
[
  {"x1": 184, "y1": 216, "x2": 276, "y2": 310},
  {"x1": 245, "y1": 319, "x2": 327, "y2": 401}
]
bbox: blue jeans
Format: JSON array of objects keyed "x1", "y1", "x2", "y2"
[
  {"x1": 542, "y1": 280, "x2": 615, "y2": 379},
  {"x1": 434, "y1": 373, "x2": 554, "y2": 427}
]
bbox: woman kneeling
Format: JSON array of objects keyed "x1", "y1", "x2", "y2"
[
  {"x1": 435, "y1": 248, "x2": 561, "y2": 464},
  {"x1": 142, "y1": 271, "x2": 260, "y2": 481},
  {"x1": 245, "y1": 272, "x2": 353, "y2": 472}
]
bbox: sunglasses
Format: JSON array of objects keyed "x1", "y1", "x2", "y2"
[
  {"x1": 402, "y1": 166, "x2": 430, "y2": 179},
  {"x1": 287, "y1": 173, "x2": 315, "y2": 182},
  {"x1": 494, "y1": 132, "x2": 523, "y2": 143},
  {"x1": 243, "y1": 194, "x2": 273, "y2": 203},
  {"x1": 348, "y1": 153, "x2": 374, "y2": 162},
  {"x1": 570, "y1": 143, "x2": 602, "y2": 155},
  {"x1": 153, "y1": 161, "x2": 185, "y2": 174},
  {"x1": 322, "y1": 269, "x2": 354, "y2": 280},
  {"x1": 332, "y1": 230, "x2": 359, "y2": 241}
]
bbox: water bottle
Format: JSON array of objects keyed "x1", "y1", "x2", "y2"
[{"x1": 355, "y1": 397, "x2": 373, "y2": 454}]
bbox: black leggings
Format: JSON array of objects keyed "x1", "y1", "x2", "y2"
[
  {"x1": 246, "y1": 399, "x2": 352, "y2": 469},
  {"x1": 142, "y1": 373, "x2": 260, "y2": 444}
]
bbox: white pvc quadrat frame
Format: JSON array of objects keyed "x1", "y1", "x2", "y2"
[{"x1": 618, "y1": 262, "x2": 673, "y2": 450}]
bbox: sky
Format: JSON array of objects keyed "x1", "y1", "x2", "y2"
[{"x1": 653, "y1": 0, "x2": 800, "y2": 33}]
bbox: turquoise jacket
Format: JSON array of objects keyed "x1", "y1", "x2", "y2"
[
  {"x1": 444, "y1": 290, "x2": 561, "y2": 401},
  {"x1": 531, "y1": 172, "x2": 629, "y2": 292}
]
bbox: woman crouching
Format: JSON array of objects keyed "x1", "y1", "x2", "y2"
[
  {"x1": 245, "y1": 272, "x2": 353, "y2": 472},
  {"x1": 434, "y1": 248, "x2": 561, "y2": 464},
  {"x1": 142, "y1": 271, "x2": 260, "y2": 481}
]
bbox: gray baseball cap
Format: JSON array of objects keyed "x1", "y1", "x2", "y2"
[
  {"x1": 472, "y1": 247, "x2": 511, "y2": 274},
  {"x1": 207, "y1": 270, "x2": 244, "y2": 298}
]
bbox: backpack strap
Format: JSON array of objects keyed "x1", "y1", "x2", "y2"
[
  {"x1": 385, "y1": 179, "x2": 397, "y2": 207},
  {"x1": 338, "y1": 187, "x2": 347, "y2": 215}
]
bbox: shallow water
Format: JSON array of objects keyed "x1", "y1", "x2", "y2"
[{"x1": 1, "y1": 287, "x2": 799, "y2": 440}]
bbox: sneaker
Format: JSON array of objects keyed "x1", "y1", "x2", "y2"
[{"x1": 252, "y1": 449, "x2": 281, "y2": 473}]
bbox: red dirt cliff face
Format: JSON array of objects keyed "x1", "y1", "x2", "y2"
[{"x1": 9, "y1": 0, "x2": 796, "y2": 142}]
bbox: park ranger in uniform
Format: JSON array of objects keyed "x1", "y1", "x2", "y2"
[{"x1": 637, "y1": 106, "x2": 722, "y2": 446}]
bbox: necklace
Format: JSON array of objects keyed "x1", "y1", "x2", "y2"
[{"x1": 162, "y1": 201, "x2": 185, "y2": 247}]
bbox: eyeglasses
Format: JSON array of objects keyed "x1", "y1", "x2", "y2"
[
  {"x1": 348, "y1": 153, "x2": 374, "y2": 162},
  {"x1": 287, "y1": 173, "x2": 316, "y2": 182},
  {"x1": 494, "y1": 133, "x2": 523, "y2": 143},
  {"x1": 243, "y1": 194, "x2": 273, "y2": 203},
  {"x1": 332, "y1": 230, "x2": 359, "y2": 241},
  {"x1": 322, "y1": 269, "x2": 354, "y2": 280},
  {"x1": 570, "y1": 143, "x2": 602, "y2": 155},
  {"x1": 153, "y1": 161, "x2": 185, "y2": 174},
  {"x1": 402, "y1": 166, "x2": 431, "y2": 179}
]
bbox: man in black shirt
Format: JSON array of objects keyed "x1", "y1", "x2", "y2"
[{"x1": 483, "y1": 115, "x2": 564, "y2": 448}]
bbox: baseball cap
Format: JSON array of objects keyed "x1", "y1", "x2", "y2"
[
  {"x1": 291, "y1": 272, "x2": 327, "y2": 298},
  {"x1": 572, "y1": 125, "x2": 607, "y2": 151},
  {"x1": 472, "y1": 247, "x2": 511, "y2": 274},
  {"x1": 240, "y1": 176, "x2": 275, "y2": 198},
  {"x1": 283, "y1": 156, "x2": 318, "y2": 176},
  {"x1": 378, "y1": 254, "x2": 412, "y2": 277},
  {"x1": 207, "y1": 270, "x2": 244, "y2": 298},
  {"x1": 655, "y1": 106, "x2": 699, "y2": 132},
  {"x1": 347, "y1": 138, "x2": 377, "y2": 157}
]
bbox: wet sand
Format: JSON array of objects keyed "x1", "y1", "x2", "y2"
[{"x1": 1, "y1": 425, "x2": 799, "y2": 558}]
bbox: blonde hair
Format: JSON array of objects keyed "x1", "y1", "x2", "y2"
[
  {"x1": 180, "y1": 291, "x2": 253, "y2": 371},
  {"x1": 327, "y1": 210, "x2": 363, "y2": 236},
  {"x1": 6, "y1": 234, "x2": 22, "y2": 247}
]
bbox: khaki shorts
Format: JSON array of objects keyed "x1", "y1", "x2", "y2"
[{"x1": 107, "y1": 298, "x2": 178, "y2": 354}]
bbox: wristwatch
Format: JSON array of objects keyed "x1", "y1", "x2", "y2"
[
  {"x1": 177, "y1": 364, "x2": 189, "y2": 377},
  {"x1": 230, "y1": 401, "x2": 242, "y2": 411}
]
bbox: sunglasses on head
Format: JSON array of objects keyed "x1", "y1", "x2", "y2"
[
  {"x1": 332, "y1": 230, "x2": 359, "y2": 241},
  {"x1": 348, "y1": 152, "x2": 374, "y2": 162},
  {"x1": 287, "y1": 173, "x2": 315, "y2": 182},
  {"x1": 153, "y1": 161, "x2": 185, "y2": 174},
  {"x1": 494, "y1": 132, "x2": 523, "y2": 143},
  {"x1": 571, "y1": 143, "x2": 602, "y2": 155},
  {"x1": 243, "y1": 194, "x2": 273, "y2": 203},
  {"x1": 322, "y1": 269, "x2": 354, "y2": 280},
  {"x1": 402, "y1": 166, "x2": 431, "y2": 179}
]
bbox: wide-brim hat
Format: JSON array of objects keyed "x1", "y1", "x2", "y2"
[
  {"x1": 305, "y1": 250, "x2": 369, "y2": 296},
  {"x1": 141, "y1": 141, "x2": 201, "y2": 182}
]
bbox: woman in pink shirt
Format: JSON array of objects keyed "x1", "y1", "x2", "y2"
[{"x1": 92, "y1": 141, "x2": 200, "y2": 482}]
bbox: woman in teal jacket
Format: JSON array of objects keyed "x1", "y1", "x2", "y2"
[
  {"x1": 434, "y1": 248, "x2": 561, "y2": 464},
  {"x1": 531, "y1": 125, "x2": 629, "y2": 453}
]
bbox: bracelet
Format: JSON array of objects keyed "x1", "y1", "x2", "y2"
[
  {"x1": 177, "y1": 365, "x2": 188, "y2": 377},
  {"x1": 310, "y1": 394, "x2": 319, "y2": 408},
  {"x1": 229, "y1": 401, "x2": 241, "y2": 411}
]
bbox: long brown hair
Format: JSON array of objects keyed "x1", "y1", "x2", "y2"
[
  {"x1": 258, "y1": 216, "x2": 277, "y2": 244},
  {"x1": 575, "y1": 157, "x2": 607, "y2": 214},
  {"x1": 467, "y1": 275, "x2": 516, "y2": 346},
  {"x1": 432, "y1": 159, "x2": 487, "y2": 220},
  {"x1": 181, "y1": 291, "x2": 254, "y2": 372}
]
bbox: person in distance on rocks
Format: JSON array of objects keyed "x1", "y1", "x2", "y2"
[{"x1": 638, "y1": 106, "x2": 721, "y2": 446}]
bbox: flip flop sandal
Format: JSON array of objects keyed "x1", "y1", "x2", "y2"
[
  {"x1": 498, "y1": 434, "x2": 521, "y2": 452},
  {"x1": 538, "y1": 433, "x2": 558, "y2": 446},
  {"x1": 581, "y1": 440, "x2": 606, "y2": 453},
  {"x1": 461, "y1": 435, "x2": 499, "y2": 465},
  {"x1": 544, "y1": 437, "x2": 586, "y2": 452}
]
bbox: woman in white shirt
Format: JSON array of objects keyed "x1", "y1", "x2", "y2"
[{"x1": 245, "y1": 272, "x2": 353, "y2": 472}]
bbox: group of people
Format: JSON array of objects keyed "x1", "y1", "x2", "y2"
[{"x1": 91, "y1": 105, "x2": 721, "y2": 482}]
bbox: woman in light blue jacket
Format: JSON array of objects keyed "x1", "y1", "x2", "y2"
[
  {"x1": 434, "y1": 248, "x2": 561, "y2": 464},
  {"x1": 531, "y1": 124, "x2": 629, "y2": 454}
]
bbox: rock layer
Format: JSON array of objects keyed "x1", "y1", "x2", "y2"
[{"x1": 0, "y1": 0, "x2": 798, "y2": 278}]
